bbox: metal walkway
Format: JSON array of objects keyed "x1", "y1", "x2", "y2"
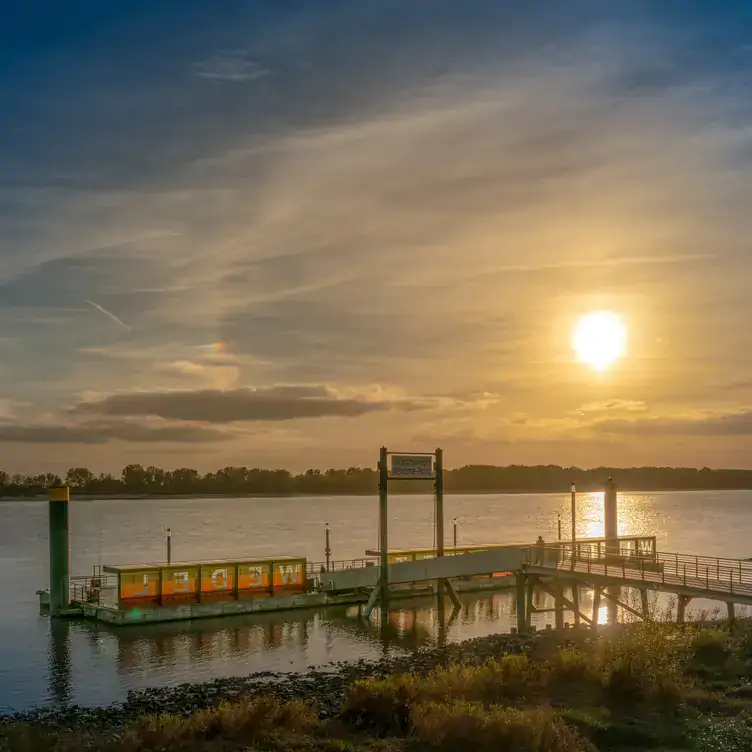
[{"x1": 523, "y1": 545, "x2": 752, "y2": 606}]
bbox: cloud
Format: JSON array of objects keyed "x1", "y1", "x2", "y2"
[
  {"x1": 70, "y1": 384, "x2": 422, "y2": 423},
  {"x1": 156, "y1": 350, "x2": 242, "y2": 389},
  {"x1": 0, "y1": 420, "x2": 230, "y2": 445},
  {"x1": 594, "y1": 411, "x2": 752, "y2": 437},
  {"x1": 576, "y1": 399, "x2": 647, "y2": 414},
  {"x1": 195, "y1": 51, "x2": 270, "y2": 82},
  {"x1": 85, "y1": 299, "x2": 131, "y2": 332}
]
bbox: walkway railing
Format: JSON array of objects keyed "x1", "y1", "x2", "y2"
[
  {"x1": 69, "y1": 574, "x2": 117, "y2": 605},
  {"x1": 524, "y1": 545, "x2": 752, "y2": 599},
  {"x1": 307, "y1": 558, "x2": 378, "y2": 589}
]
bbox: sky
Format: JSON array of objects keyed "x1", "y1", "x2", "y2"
[{"x1": 2, "y1": 1, "x2": 752, "y2": 473}]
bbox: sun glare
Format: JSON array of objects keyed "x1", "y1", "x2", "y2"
[{"x1": 572, "y1": 311, "x2": 627, "y2": 372}]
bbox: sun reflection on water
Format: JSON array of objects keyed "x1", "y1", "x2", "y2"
[{"x1": 564, "y1": 492, "x2": 663, "y2": 541}]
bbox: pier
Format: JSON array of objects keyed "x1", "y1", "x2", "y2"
[
  {"x1": 518, "y1": 544, "x2": 752, "y2": 630},
  {"x1": 35, "y1": 449, "x2": 752, "y2": 629}
]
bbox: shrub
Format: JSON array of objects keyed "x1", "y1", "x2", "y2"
[
  {"x1": 341, "y1": 675, "x2": 418, "y2": 735},
  {"x1": 548, "y1": 649, "x2": 597, "y2": 685},
  {"x1": 691, "y1": 629, "x2": 732, "y2": 667},
  {"x1": 423, "y1": 655, "x2": 544, "y2": 704},
  {"x1": 410, "y1": 701, "x2": 593, "y2": 752},
  {"x1": 341, "y1": 655, "x2": 545, "y2": 734},
  {"x1": 122, "y1": 696, "x2": 318, "y2": 747},
  {"x1": 595, "y1": 623, "x2": 691, "y2": 705}
]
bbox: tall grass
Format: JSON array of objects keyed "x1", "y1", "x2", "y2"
[
  {"x1": 0, "y1": 696, "x2": 318, "y2": 752},
  {"x1": 410, "y1": 701, "x2": 593, "y2": 751}
]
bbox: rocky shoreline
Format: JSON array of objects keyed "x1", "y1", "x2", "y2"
[{"x1": 0, "y1": 632, "x2": 539, "y2": 731}]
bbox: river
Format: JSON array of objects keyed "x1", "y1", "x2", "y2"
[{"x1": 0, "y1": 489, "x2": 747, "y2": 712}]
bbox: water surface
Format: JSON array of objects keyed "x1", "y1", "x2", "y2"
[{"x1": 0, "y1": 490, "x2": 746, "y2": 712}]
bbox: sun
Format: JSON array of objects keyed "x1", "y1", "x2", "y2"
[{"x1": 572, "y1": 311, "x2": 627, "y2": 371}]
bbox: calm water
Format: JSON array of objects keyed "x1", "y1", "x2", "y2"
[{"x1": 0, "y1": 490, "x2": 748, "y2": 713}]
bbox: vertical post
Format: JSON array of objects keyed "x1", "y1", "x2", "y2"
[
  {"x1": 516, "y1": 573, "x2": 527, "y2": 633},
  {"x1": 555, "y1": 577, "x2": 564, "y2": 630},
  {"x1": 166, "y1": 528, "x2": 172, "y2": 564},
  {"x1": 453, "y1": 517, "x2": 458, "y2": 551},
  {"x1": 557, "y1": 513, "x2": 562, "y2": 541},
  {"x1": 572, "y1": 583, "x2": 580, "y2": 627},
  {"x1": 677, "y1": 595, "x2": 688, "y2": 624},
  {"x1": 48, "y1": 485, "x2": 70, "y2": 616},
  {"x1": 640, "y1": 589, "x2": 650, "y2": 621},
  {"x1": 325, "y1": 522, "x2": 331, "y2": 572},
  {"x1": 435, "y1": 449, "x2": 444, "y2": 558},
  {"x1": 591, "y1": 587, "x2": 601, "y2": 631},
  {"x1": 605, "y1": 477, "x2": 618, "y2": 556},
  {"x1": 378, "y1": 446, "x2": 389, "y2": 602},
  {"x1": 570, "y1": 483, "x2": 577, "y2": 548}
]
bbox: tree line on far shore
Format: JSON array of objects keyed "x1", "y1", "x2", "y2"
[{"x1": 1, "y1": 464, "x2": 752, "y2": 497}]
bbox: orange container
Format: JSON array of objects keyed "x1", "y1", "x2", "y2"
[
  {"x1": 119, "y1": 569, "x2": 161, "y2": 605},
  {"x1": 105, "y1": 555, "x2": 307, "y2": 609},
  {"x1": 161, "y1": 565, "x2": 199, "y2": 601}
]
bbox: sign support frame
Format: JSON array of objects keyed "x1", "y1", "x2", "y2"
[{"x1": 364, "y1": 446, "x2": 460, "y2": 619}]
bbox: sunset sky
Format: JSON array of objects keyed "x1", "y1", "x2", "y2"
[{"x1": 2, "y1": 1, "x2": 752, "y2": 473}]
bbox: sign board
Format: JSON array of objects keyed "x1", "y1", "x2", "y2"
[{"x1": 390, "y1": 454, "x2": 435, "y2": 479}]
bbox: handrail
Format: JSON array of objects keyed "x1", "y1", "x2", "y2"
[
  {"x1": 306, "y1": 558, "x2": 378, "y2": 575},
  {"x1": 523, "y1": 545, "x2": 752, "y2": 597}
]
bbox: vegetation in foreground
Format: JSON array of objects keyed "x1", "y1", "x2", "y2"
[
  {"x1": 4, "y1": 623, "x2": 752, "y2": 751},
  {"x1": 3, "y1": 463, "x2": 752, "y2": 498}
]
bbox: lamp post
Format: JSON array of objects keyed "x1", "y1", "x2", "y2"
[{"x1": 453, "y1": 517, "x2": 458, "y2": 551}]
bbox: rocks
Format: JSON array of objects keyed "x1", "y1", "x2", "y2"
[{"x1": 0, "y1": 632, "x2": 536, "y2": 731}]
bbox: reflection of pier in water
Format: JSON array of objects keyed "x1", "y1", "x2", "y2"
[
  {"x1": 47, "y1": 584, "x2": 634, "y2": 698},
  {"x1": 107, "y1": 611, "x2": 314, "y2": 674},
  {"x1": 70, "y1": 589, "x2": 543, "y2": 676}
]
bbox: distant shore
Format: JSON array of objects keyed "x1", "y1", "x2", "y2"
[{"x1": 2, "y1": 486, "x2": 751, "y2": 502}]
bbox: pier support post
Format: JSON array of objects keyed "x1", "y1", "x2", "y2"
[
  {"x1": 48, "y1": 485, "x2": 70, "y2": 616},
  {"x1": 516, "y1": 573, "x2": 527, "y2": 633},
  {"x1": 554, "y1": 578, "x2": 565, "y2": 630},
  {"x1": 640, "y1": 589, "x2": 650, "y2": 620},
  {"x1": 591, "y1": 587, "x2": 601, "y2": 630},
  {"x1": 727, "y1": 601, "x2": 736, "y2": 627},
  {"x1": 572, "y1": 583, "x2": 581, "y2": 627},
  {"x1": 363, "y1": 580, "x2": 381, "y2": 620},
  {"x1": 677, "y1": 595, "x2": 689, "y2": 624},
  {"x1": 526, "y1": 576, "x2": 535, "y2": 630}
]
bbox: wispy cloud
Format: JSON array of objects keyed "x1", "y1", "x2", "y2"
[
  {"x1": 195, "y1": 50, "x2": 270, "y2": 82},
  {"x1": 85, "y1": 300, "x2": 131, "y2": 332}
]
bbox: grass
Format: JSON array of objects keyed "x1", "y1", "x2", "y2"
[{"x1": 4, "y1": 622, "x2": 752, "y2": 751}]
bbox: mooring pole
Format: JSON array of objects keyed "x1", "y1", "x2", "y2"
[
  {"x1": 605, "y1": 477, "x2": 618, "y2": 556},
  {"x1": 166, "y1": 528, "x2": 172, "y2": 564},
  {"x1": 48, "y1": 485, "x2": 70, "y2": 616},
  {"x1": 378, "y1": 446, "x2": 389, "y2": 602},
  {"x1": 557, "y1": 512, "x2": 562, "y2": 541},
  {"x1": 325, "y1": 522, "x2": 331, "y2": 572}
]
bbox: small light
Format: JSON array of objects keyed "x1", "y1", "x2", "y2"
[{"x1": 571, "y1": 483, "x2": 576, "y2": 494}]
